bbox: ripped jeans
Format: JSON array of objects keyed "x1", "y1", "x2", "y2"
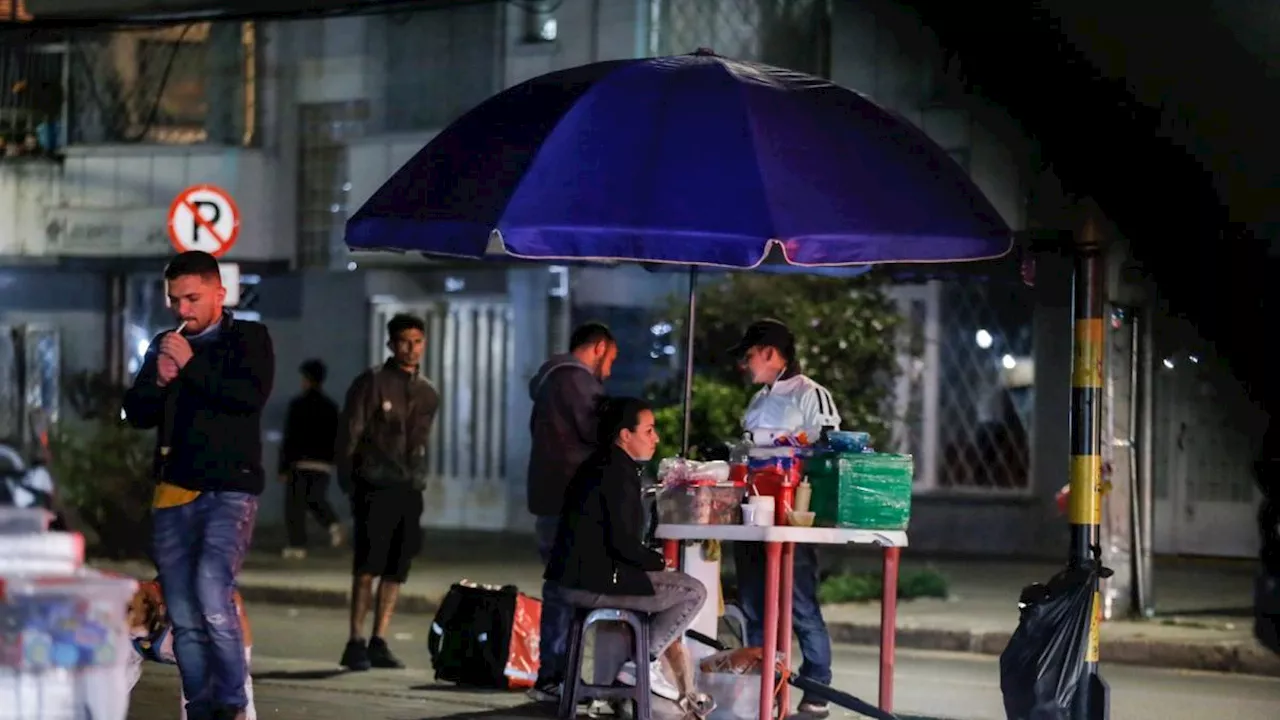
[{"x1": 153, "y1": 491, "x2": 258, "y2": 720}]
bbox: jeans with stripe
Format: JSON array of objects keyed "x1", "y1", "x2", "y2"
[{"x1": 153, "y1": 491, "x2": 257, "y2": 719}]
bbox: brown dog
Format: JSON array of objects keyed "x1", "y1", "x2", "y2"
[{"x1": 126, "y1": 579, "x2": 256, "y2": 720}]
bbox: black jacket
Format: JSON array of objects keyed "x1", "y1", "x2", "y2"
[
  {"x1": 526, "y1": 354, "x2": 604, "y2": 516},
  {"x1": 544, "y1": 446, "x2": 665, "y2": 596},
  {"x1": 123, "y1": 313, "x2": 275, "y2": 495},
  {"x1": 336, "y1": 361, "x2": 440, "y2": 493},
  {"x1": 278, "y1": 388, "x2": 340, "y2": 473}
]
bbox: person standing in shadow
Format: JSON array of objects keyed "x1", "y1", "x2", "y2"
[{"x1": 278, "y1": 359, "x2": 344, "y2": 559}]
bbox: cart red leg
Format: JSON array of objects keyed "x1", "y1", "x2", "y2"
[
  {"x1": 777, "y1": 542, "x2": 795, "y2": 715},
  {"x1": 663, "y1": 539, "x2": 680, "y2": 570},
  {"x1": 879, "y1": 546, "x2": 901, "y2": 712},
  {"x1": 760, "y1": 542, "x2": 782, "y2": 720}
]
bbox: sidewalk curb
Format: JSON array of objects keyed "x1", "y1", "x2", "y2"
[
  {"x1": 825, "y1": 621, "x2": 1280, "y2": 678},
  {"x1": 236, "y1": 583, "x2": 1280, "y2": 679}
]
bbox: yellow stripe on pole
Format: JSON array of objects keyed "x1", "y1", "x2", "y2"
[
  {"x1": 1071, "y1": 318, "x2": 1104, "y2": 388},
  {"x1": 1068, "y1": 455, "x2": 1103, "y2": 525},
  {"x1": 1086, "y1": 590, "x2": 1102, "y2": 662}
]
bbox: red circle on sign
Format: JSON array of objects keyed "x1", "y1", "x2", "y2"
[{"x1": 167, "y1": 184, "x2": 241, "y2": 258}]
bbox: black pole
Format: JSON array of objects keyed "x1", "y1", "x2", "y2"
[
  {"x1": 679, "y1": 267, "x2": 699, "y2": 456},
  {"x1": 1068, "y1": 214, "x2": 1106, "y2": 720}
]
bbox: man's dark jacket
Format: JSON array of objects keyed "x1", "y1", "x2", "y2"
[
  {"x1": 544, "y1": 446, "x2": 665, "y2": 596},
  {"x1": 336, "y1": 360, "x2": 440, "y2": 493},
  {"x1": 123, "y1": 313, "x2": 275, "y2": 495},
  {"x1": 526, "y1": 353, "x2": 603, "y2": 516},
  {"x1": 278, "y1": 388, "x2": 340, "y2": 473}
]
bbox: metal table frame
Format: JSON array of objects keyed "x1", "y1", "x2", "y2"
[{"x1": 656, "y1": 524, "x2": 908, "y2": 720}]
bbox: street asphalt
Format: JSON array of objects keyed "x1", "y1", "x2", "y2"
[{"x1": 122, "y1": 604, "x2": 1280, "y2": 720}]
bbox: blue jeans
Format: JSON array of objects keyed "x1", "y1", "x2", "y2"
[
  {"x1": 153, "y1": 491, "x2": 258, "y2": 718},
  {"x1": 732, "y1": 541, "x2": 833, "y2": 685},
  {"x1": 535, "y1": 514, "x2": 572, "y2": 683}
]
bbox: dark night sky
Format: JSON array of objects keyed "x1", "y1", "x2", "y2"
[{"x1": 911, "y1": 0, "x2": 1278, "y2": 407}]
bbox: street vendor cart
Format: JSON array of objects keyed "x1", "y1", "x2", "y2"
[{"x1": 658, "y1": 524, "x2": 906, "y2": 720}]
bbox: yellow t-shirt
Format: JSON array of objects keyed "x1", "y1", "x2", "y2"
[{"x1": 152, "y1": 482, "x2": 201, "y2": 509}]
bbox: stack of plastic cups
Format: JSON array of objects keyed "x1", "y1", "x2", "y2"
[{"x1": 0, "y1": 507, "x2": 137, "y2": 720}]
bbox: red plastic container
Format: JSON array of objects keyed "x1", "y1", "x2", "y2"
[{"x1": 748, "y1": 463, "x2": 802, "y2": 524}]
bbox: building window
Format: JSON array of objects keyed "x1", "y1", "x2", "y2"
[
  {"x1": 651, "y1": 0, "x2": 831, "y2": 76},
  {"x1": 380, "y1": 5, "x2": 500, "y2": 132},
  {"x1": 0, "y1": 38, "x2": 64, "y2": 158},
  {"x1": 297, "y1": 101, "x2": 368, "y2": 269},
  {"x1": 67, "y1": 21, "x2": 257, "y2": 145}
]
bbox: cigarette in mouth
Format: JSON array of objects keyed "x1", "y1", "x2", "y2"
[{"x1": 175, "y1": 321, "x2": 188, "y2": 334}]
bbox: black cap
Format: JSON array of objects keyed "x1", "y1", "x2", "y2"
[{"x1": 729, "y1": 319, "x2": 795, "y2": 358}]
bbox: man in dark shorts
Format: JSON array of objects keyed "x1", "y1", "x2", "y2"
[{"x1": 336, "y1": 313, "x2": 440, "y2": 670}]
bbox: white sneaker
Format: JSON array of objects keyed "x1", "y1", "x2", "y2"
[
  {"x1": 616, "y1": 659, "x2": 680, "y2": 701},
  {"x1": 282, "y1": 547, "x2": 307, "y2": 560}
]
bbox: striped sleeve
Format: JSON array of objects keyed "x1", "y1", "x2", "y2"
[{"x1": 798, "y1": 380, "x2": 842, "y2": 433}]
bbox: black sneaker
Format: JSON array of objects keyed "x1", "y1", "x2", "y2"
[
  {"x1": 340, "y1": 639, "x2": 371, "y2": 671},
  {"x1": 797, "y1": 696, "x2": 830, "y2": 718},
  {"x1": 367, "y1": 636, "x2": 405, "y2": 669},
  {"x1": 525, "y1": 678, "x2": 561, "y2": 704}
]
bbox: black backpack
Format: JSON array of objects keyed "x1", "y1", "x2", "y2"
[{"x1": 428, "y1": 582, "x2": 530, "y2": 689}]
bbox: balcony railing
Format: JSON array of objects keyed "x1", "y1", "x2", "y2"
[{"x1": 0, "y1": 28, "x2": 63, "y2": 160}]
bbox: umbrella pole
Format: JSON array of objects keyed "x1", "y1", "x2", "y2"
[{"x1": 679, "y1": 267, "x2": 699, "y2": 457}]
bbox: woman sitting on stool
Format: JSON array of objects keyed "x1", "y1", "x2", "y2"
[{"x1": 544, "y1": 396, "x2": 713, "y2": 714}]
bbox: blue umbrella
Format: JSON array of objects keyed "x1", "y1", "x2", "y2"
[
  {"x1": 346, "y1": 50, "x2": 1012, "y2": 267},
  {"x1": 346, "y1": 50, "x2": 1012, "y2": 450}
]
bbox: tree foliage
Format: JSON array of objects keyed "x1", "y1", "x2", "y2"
[
  {"x1": 648, "y1": 272, "x2": 902, "y2": 460},
  {"x1": 49, "y1": 371, "x2": 154, "y2": 559}
]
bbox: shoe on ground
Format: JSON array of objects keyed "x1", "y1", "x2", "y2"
[
  {"x1": 616, "y1": 659, "x2": 680, "y2": 701},
  {"x1": 281, "y1": 547, "x2": 307, "y2": 560},
  {"x1": 367, "y1": 636, "x2": 405, "y2": 669},
  {"x1": 798, "y1": 696, "x2": 830, "y2": 718},
  {"x1": 339, "y1": 638, "x2": 370, "y2": 671},
  {"x1": 329, "y1": 522, "x2": 346, "y2": 548},
  {"x1": 525, "y1": 678, "x2": 561, "y2": 703}
]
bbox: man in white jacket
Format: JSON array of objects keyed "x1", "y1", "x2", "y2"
[{"x1": 730, "y1": 319, "x2": 838, "y2": 718}]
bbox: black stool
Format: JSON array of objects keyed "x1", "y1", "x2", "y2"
[{"x1": 560, "y1": 607, "x2": 652, "y2": 720}]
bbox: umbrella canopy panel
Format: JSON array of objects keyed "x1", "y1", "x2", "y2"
[{"x1": 347, "y1": 51, "x2": 1012, "y2": 268}]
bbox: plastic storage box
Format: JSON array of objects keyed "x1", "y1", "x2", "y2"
[
  {"x1": 0, "y1": 533, "x2": 85, "y2": 576},
  {"x1": 0, "y1": 570, "x2": 138, "y2": 720},
  {"x1": 807, "y1": 452, "x2": 913, "y2": 530},
  {"x1": 0, "y1": 508, "x2": 54, "y2": 535},
  {"x1": 698, "y1": 669, "x2": 761, "y2": 720},
  {"x1": 657, "y1": 485, "x2": 744, "y2": 525}
]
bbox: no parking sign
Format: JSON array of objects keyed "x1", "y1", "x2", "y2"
[{"x1": 167, "y1": 185, "x2": 241, "y2": 257}]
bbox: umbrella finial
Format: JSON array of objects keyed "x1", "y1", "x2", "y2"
[{"x1": 692, "y1": 47, "x2": 718, "y2": 57}]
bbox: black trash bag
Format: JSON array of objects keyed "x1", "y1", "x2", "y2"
[{"x1": 999, "y1": 564, "x2": 1102, "y2": 720}]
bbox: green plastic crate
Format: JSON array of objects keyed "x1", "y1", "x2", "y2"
[{"x1": 807, "y1": 452, "x2": 913, "y2": 530}]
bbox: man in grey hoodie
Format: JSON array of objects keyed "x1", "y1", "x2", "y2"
[{"x1": 526, "y1": 322, "x2": 617, "y2": 702}]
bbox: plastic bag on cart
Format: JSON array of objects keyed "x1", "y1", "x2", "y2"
[
  {"x1": 657, "y1": 458, "x2": 731, "y2": 489},
  {"x1": 999, "y1": 563, "x2": 1104, "y2": 720}
]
